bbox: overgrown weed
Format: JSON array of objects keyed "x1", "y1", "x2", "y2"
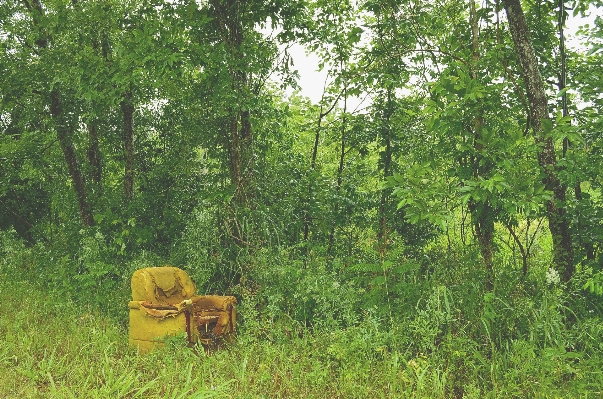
[{"x1": 2, "y1": 231, "x2": 603, "y2": 397}]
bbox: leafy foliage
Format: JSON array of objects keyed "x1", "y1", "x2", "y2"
[{"x1": 2, "y1": 0, "x2": 603, "y2": 396}]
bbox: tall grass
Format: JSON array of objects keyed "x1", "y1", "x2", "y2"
[
  {"x1": 2, "y1": 228, "x2": 603, "y2": 398},
  {"x1": 0, "y1": 280, "x2": 440, "y2": 398},
  {"x1": 2, "y1": 275, "x2": 603, "y2": 398}
]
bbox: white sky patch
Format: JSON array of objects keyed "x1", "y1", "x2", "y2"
[
  {"x1": 285, "y1": 43, "x2": 329, "y2": 104},
  {"x1": 141, "y1": 98, "x2": 169, "y2": 118},
  {"x1": 566, "y1": 7, "x2": 600, "y2": 50},
  {"x1": 283, "y1": 45, "x2": 371, "y2": 113},
  {"x1": 0, "y1": 112, "x2": 11, "y2": 134}
]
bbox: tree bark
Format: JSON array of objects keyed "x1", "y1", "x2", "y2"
[
  {"x1": 24, "y1": 0, "x2": 94, "y2": 227},
  {"x1": 86, "y1": 122, "x2": 102, "y2": 192},
  {"x1": 121, "y1": 90, "x2": 135, "y2": 201},
  {"x1": 303, "y1": 109, "x2": 322, "y2": 242},
  {"x1": 50, "y1": 89, "x2": 94, "y2": 226},
  {"x1": 468, "y1": 0, "x2": 495, "y2": 291},
  {"x1": 327, "y1": 86, "x2": 347, "y2": 255},
  {"x1": 304, "y1": 95, "x2": 340, "y2": 243},
  {"x1": 470, "y1": 199, "x2": 495, "y2": 289},
  {"x1": 210, "y1": 0, "x2": 257, "y2": 254},
  {"x1": 85, "y1": 33, "x2": 109, "y2": 197},
  {"x1": 212, "y1": 0, "x2": 254, "y2": 210},
  {"x1": 503, "y1": 0, "x2": 574, "y2": 282},
  {"x1": 377, "y1": 89, "x2": 393, "y2": 255},
  {"x1": 227, "y1": 85, "x2": 254, "y2": 209}
]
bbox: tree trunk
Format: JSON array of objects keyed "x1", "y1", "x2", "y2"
[
  {"x1": 304, "y1": 106, "x2": 324, "y2": 242},
  {"x1": 210, "y1": 0, "x2": 256, "y2": 253},
  {"x1": 212, "y1": 0, "x2": 254, "y2": 211},
  {"x1": 239, "y1": 107, "x2": 254, "y2": 204},
  {"x1": 469, "y1": 0, "x2": 495, "y2": 291},
  {"x1": 377, "y1": 89, "x2": 393, "y2": 255},
  {"x1": 86, "y1": 122, "x2": 102, "y2": 192},
  {"x1": 121, "y1": 90, "x2": 135, "y2": 201},
  {"x1": 303, "y1": 95, "x2": 339, "y2": 243},
  {"x1": 503, "y1": 0, "x2": 574, "y2": 282},
  {"x1": 50, "y1": 89, "x2": 94, "y2": 227},
  {"x1": 470, "y1": 199, "x2": 495, "y2": 290},
  {"x1": 25, "y1": 0, "x2": 94, "y2": 227},
  {"x1": 85, "y1": 33, "x2": 108, "y2": 197},
  {"x1": 327, "y1": 87, "x2": 347, "y2": 255},
  {"x1": 227, "y1": 88, "x2": 254, "y2": 209},
  {"x1": 506, "y1": 222, "x2": 529, "y2": 276}
]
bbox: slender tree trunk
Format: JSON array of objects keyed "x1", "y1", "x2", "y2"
[
  {"x1": 556, "y1": 0, "x2": 593, "y2": 261},
  {"x1": 303, "y1": 109, "x2": 323, "y2": 242},
  {"x1": 506, "y1": 223, "x2": 529, "y2": 276},
  {"x1": 120, "y1": 90, "x2": 135, "y2": 201},
  {"x1": 25, "y1": 0, "x2": 94, "y2": 227},
  {"x1": 503, "y1": 0, "x2": 574, "y2": 282},
  {"x1": 225, "y1": 105, "x2": 254, "y2": 244},
  {"x1": 228, "y1": 78, "x2": 254, "y2": 209},
  {"x1": 469, "y1": 198, "x2": 495, "y2": 290},
  {"x1": 474, "y1": 202, "x2": 495, "y2": 289},
  {"x1": 468, "y1": 0, "x2": 495, "y2": 290},
  {"x1": 50, "y1": 89, "x2": 94, "y2": 227},
  {"x1": 469, "y1": 118, "x2": 495, "y2": 291},
  {"x1": 226, "y1": 83, "x2": 252, "y2": 212},
  {"x1": 211, "y1": 0, "x2": 256, "y2": 254},
  {"x1": 85, "y1": 33, "x2": 109, "y2": 197},
  {"x1": 327, "y1": 87, "x2": 347, "y2": 255},
  {"x1": 239, "y1": 107, "x2": 254, "y2": 203},
  {"x1": 86, "y1": 122, "x2": 102, "y2": 192},
  {"x1": 303, "y1": 94, "x2": 340, "y2": 243},
  {"x1": 228, "y1": 111, "x2": 241, "y2": 195},
  {"x1": 212, "y1": 0, "x2": 254, "y2": 210},
  {"x1": 377, "y1": 90, "x2": 393, "y2": 255}
]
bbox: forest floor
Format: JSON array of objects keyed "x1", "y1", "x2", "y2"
[
  {"x1": 1, "y1": 271, "x2": 602, "y2": 398},
  {"x1": 0, "y1": 278, "x2": 424, "y2": 398}
]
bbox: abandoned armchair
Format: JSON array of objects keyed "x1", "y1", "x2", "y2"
[{"x1": 128, "y1": 266, "x2": 236, "y2": 352}]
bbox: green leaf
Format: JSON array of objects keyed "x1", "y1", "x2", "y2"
[
  {"x1": 587, "y1": 44, "x2": 603, "y2": 56},
  {"x1": 541, "y1": 119, "x2": 554, "y2": 133},
  {"x1": 556, "y1": 87, "x2": 570, "y2": 97}
]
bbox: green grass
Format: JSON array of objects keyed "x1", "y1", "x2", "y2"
[
  {"x1": 2, "y1": 265, "x2": 603, "y2": 398},
  {"x1": 0, "y1": 278, "x2": 434, "y2": 398}
]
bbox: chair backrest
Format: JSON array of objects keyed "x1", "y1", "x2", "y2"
[{"x1": 131, "y1": 266, "x2": 196, "y2": 305}]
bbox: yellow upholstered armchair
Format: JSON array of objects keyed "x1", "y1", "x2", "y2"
[{"x1": 128, "y1": 266, "x2": 236, "y2": 352}]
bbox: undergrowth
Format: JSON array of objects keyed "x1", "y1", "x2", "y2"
[
  {"x1": 2, "y1": 230, "x2": 603, "y2": 398},
  {"x1": 1, "y1": 275, "x2": 602, "y2": 397}
]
